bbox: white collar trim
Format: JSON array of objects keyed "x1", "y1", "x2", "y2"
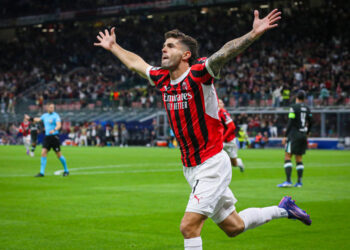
[{"x1": 170, "y1": 68, "x2": 190, "y2": 85}]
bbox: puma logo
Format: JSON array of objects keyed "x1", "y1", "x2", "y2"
[{"x1": 194, "y1": 195, "x2": 200, "y2": 203}]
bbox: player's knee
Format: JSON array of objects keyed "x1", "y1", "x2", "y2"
[
  {"x1": 231, "y1": 158, "x2": 237, "y2": 166},
  {"x1": 225, "y1": 222, "x2": 245, "y2": 238},
  {"x1": 180, "y1": 220, "x2": 197, "y2": 238}
]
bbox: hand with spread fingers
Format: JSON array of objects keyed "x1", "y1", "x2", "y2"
[
  {"x1": 94, "y1": 27, "x2": 117, "y2": 51},
  {"x1": 252, "y1": 9, "x2": 282, "y2": 38}
]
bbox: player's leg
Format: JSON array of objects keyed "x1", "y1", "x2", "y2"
[
  {"x1": 224, "y1": 140, "x2": 244, "y2": 172},
  {"x1": 182, "y1": 151, "x2": 231, "y2": 250},
  {"x1": 30, "y1": 134, "x2": 36, "y2": 156},
  {"x1": 218, "y1": 196, "x2": 311, "y2": 237},
  {"x1": 232, "y1": 139, "x2": 244, "y2": 172},
  {"x1": 29, "y1": 133, "x2": 36, "y2": 157},
  {"x1": 180, "y1": 212, "x2": 206, "y2": 250},
  {"x1": 295, "y1": 155, "x2": 304, "y2": 187},
  {"x1": 55, "y1": 146, "x2": 69, "y2": 176},
  {"x1": 230, "y1": 157, "x2": 238, "y2": 167},
  {"x1": 278, "y1": 140, "x2": 293, "y2": 187},
  {"x1": 35, "y1": 147, "x2": 48, "y2": 177},
  {"x1": 293, "y1": 134, "x2": 307, "y2": 187},
  {"x1": 23, "y1": 135, "x2": 30, "y2": 155}
]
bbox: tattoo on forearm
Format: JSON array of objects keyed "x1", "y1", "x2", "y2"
[{"x1": 208, "y1": 32, "x2": 256, "y2": 76}]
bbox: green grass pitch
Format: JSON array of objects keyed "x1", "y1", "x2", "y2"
[{"x1": 1, "y1": 146, "x2": 349, "y2": 249}]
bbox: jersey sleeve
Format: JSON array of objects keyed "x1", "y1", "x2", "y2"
[
  {"x1": 190, "y1": 57, "x2": 220, "y2": 85},
  {"x1": 288, "y1": 107, "x2": 296, "y2": 119},
  {"x1": 55, "y1": 113, "x2": 61, "y2": 122},
  {"x1": 146, "y1": 66, "x2": 169, "y2": 87},
  {"x1": 222, "y1": 110, "x2": 233, "y2": 125}
]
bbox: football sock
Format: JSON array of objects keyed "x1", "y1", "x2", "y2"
[
  {"x1": 296, "y1": 162, "x2": 304, "y2": 183},
  {"x1": 40, "y1": 157, "x2": 47, "y2": 175},
  {"x1": 237, "y1": 158, "x2": 244, "y2": 167},
  {"x1": 238, "y1": 206, "x2": 288, "y2": 231},
  {"x1": 31, "y1": 144, "x2": 36, "y2": 152},
  {"x1": 59, "y1": 156, "x2": 69, "y2": 172},
  {"x1": 284, "y1": 160, "x2": 292, "y2": 182},
  {"x1": 184, "y1": 237, "x2": 202, "y2": 250}
]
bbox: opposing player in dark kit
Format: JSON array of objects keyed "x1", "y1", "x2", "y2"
[{"x1": 278, "y1": 90, "x2": 313, "y2": 188}]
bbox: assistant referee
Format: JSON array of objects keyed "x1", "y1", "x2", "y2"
[{"x1": 33, "y1": 103, "x2": 69, "y2": 177}]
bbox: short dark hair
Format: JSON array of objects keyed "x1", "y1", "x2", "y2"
[
  {"x1": 297, "y1": 90, "x2": 306, "y2": 100},
  {"x1": 164, "y1": 29, "x2": 199, "y2": 66}
]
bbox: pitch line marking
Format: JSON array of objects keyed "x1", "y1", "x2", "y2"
[{"x1": 53, "y1": 162, "x2": 180, "y2": 175}]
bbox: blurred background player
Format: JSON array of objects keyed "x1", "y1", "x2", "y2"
[
  {"x1": 33, "y1": 103, "x2": 69, "y2": 177},
  {"x1": 218, "y1": 99, "x2": 244, "y2": 172},
  {"x1": 29, "y1": 116, "x2": 39, "y2": 157},
  {"x1": 18, "y1": 114, "x2": 31, "y2": 156},
  {"x1": 278, "y1": 90, "x2": 313, "y2": 188}
]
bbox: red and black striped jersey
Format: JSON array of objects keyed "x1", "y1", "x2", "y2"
[
  {"x1": 147, "y1": 58, "x2": 224, "y2": 167},
  {"x1": 19, "y1": 121, "x2": 30, "y2": 136},
  {"x1": 218, "y1": 108, "x2": 236, "y2": 142}
]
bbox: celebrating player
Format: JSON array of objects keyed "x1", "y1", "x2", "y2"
[
  {"x1": 95, "y1": 9, "x2": 311, "y2": 250},
  {"x1": 218, "y1": 99, "x2": 244, "y2": 172},
  {"x1": 18, "y1": 114, "x2": 31, "y2": 156},
  {"x1": 278, "y1": 90, "x2": 313, "y2": 188},
  {"x1": 33, "y1": 103, "x2": 69, "y2": 177}
]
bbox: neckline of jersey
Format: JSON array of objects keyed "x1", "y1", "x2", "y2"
[{"x1": 170, "y1": 68, "x2": 191, "y2": 85}]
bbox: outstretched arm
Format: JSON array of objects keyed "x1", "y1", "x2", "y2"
[
  {"x1": 208, "y1": 9, "x2": 281, "y2": 76},
  {"x1": 94, "y1": 27, "x2": 150, "y2": 79}
]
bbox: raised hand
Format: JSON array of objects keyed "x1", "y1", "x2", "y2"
[
  {"x1": 252, "y1": 9, "x2": 281, "y2": 38},
  {"x1": 94, "y1": 27, "x2": 117, "y2": 51}
]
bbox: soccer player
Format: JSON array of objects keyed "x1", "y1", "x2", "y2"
[
  {"x1": 278, "y1": 90, "x2": 312, "y2": 188},
  {"x1": 29, "y1": 117, "x2": 39, "y2": 157},
  {"x1": 33, "y1": 103, "x2": 69, "y2": 177},
  {"x1": 19, "y1": 114, "x2": 31, "y2": 156},
  {"x1": 94, "y1": 9, "x2": 311, "y2": 250},
  {"x1": 218, "y1": 99, "x2": 244, "y2": 172}
]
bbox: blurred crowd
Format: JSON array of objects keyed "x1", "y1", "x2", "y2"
[
  {"x1": 1, "y1": 0, "x2": 156, "y2": 18},
  {"x1": 0, "y1": 121, "x2": 156, "y2": 146},
  {"x1": 0, "y1": 1, "x2": 349, "y2": 114},
  {"x1": 64, "y1": 121, "x2": 156, "y2": 147},
  {"x1": 1, "y1": 110, "x2": 330, "y2": 146}
]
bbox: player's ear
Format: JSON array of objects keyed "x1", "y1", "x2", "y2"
[{"x1": 182, "y1": 50, "x2": 192, "y2": 62}]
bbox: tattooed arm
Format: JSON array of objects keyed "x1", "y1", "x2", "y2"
[{"x1": 208, "y1": 9, "x2": 281, "y2": 76}]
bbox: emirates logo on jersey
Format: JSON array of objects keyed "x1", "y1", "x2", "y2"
[
  {"x1": 163, "y1": 93, "x2": 193, "y2": 111},
  {"x1": 163, "y1": 93, "x2": 193, "y2": 102},
  {"x1": 182, "y1": 82, "x2": 188, "y2": 90}
]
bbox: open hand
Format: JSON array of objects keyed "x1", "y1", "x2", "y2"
[
  {"x1": 252, "y1": 9, "x2": 281, "y2": 38},
  {"x1": 94, "y1": 27, "x2": 117, "y2": 51}
]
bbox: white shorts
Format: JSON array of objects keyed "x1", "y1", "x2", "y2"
[
  {"x1": 23, "y1": 135, "x2": 31, "y2": 145},
  {"x1": 183, "y1": 150, "x2": 237, "y2": 224},
  {"x1": 223, "y1": 138, "x2": 238, "y2": 158}
]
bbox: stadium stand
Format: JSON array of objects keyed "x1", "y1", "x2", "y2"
[{"x1": 0, "y1": 0, "x2": 349, "y2": 145}]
